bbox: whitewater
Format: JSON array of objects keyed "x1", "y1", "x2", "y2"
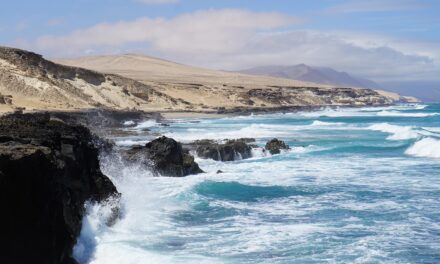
[{"x1": 75, "y1": 104, "x2": 440, "y2": 264}]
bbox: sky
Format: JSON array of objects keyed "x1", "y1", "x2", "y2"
[{"x1": 0, "y1": 0, "x2": 439, "y2": 83}]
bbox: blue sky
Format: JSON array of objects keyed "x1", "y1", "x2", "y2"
[{"x1": 1, "y1": 0, "x2": 439, "y2": 82}]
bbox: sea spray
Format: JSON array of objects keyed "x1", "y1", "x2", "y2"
[
  {"x1": 77, "y1": 104, "x2": 440, "y2": 264},
  {"x1": 377, "y1": 111, "x2": 439, "y2": 117},
  {"x1": 405, "y1": 137, "x2": 440, "y2": 158},
  {"x1": 367, "y1": 123, "x2": 419, "y2": 140}
]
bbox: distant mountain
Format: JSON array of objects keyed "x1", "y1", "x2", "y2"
[
  {"x1": 0, "y1": 46, "x2": 410, "y2": 114},
  {"x1": 238, "y1": 64, "x2": 381, "y2": 89}
]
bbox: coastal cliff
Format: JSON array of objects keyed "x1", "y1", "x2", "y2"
[
  {"x1": 0, "y1": 113, "x2": 119, "y2": 264},
  {"x1": 0, "y1": 46, "x2": 187, "y2": 113},
  {"x1": 0, "y1": 46, "x2": 412, "y2": 115}
]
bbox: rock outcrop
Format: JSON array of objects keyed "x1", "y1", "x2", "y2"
[
  {"x1": 0, "y1": 113, "x2": 119, "y2": 264},
  {"x1": 265, "y1": 138, "x2": 290, "y2": 154},
  {"x1": 124, "y1": 136, "x2": 203, "y2": 177},
  {"x1": 186, "y1": 138, "x2": 256, "y2": 161}
]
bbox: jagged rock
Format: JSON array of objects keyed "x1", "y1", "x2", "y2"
[
  {"x1": 0, "y1": 113, "x2": 119, "y2": 264},
  {"x1": 124, "y1": 136, "x2": 203, "y2": 177},
  {"x1": 265, "y1": 138, "x2": 290, "y2": 154},
  {"x1": 187, "y1": 138, "x2": 255, "y2": 161},
  {"x1": 48, "y1": 110, "x2": 159, "y2": 130},
  {"x1": 0, "y1": 94, "x2": 13, "y2": 105}
]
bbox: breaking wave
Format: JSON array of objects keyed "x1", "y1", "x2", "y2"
[
  {"x1": 377, "y1": 111, "x2": 439, "y2": 117},
  {"x1": 75, "y1": 103, "x2": 440, "y2": 264},
  {"x1": 405, "y1": 137, "x2": 440, "y2": 158},
  {"x1": 367, "y1": 123, "x2": 419, "y2": 140}
]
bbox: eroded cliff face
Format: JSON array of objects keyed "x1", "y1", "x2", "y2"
[
  {"x1": 240, "y1": 86, "x2": 394, "y2": 107},
  {"x1": 0, "y1": 113, "x2": 119, "y2": 264},
  {"x1": 0, "y1": 46, "x2": 410, "y2": 114},
  {"x1": 0, "y1": 47, "x2": 187, "y2": 113}
]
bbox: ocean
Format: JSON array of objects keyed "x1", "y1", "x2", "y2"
[{"x1": 74, "y1": 104, "x2": 440, "y2": 264}]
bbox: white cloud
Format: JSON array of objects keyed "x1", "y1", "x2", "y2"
[
  {"x1": 32, "y1": 9, "x2": 440, "y2": 81},
  {"x1": 35, "y1": 9, "x2": 298, "y2": 55},
  {"x1": 208, "y1": 30, "x2": 439, "y2": 81}
]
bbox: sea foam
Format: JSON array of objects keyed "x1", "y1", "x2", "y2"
[
  {"x1": 74, "y1": 103, "x2": 440, "y2": 264},
  {"x1": 310, "y1": 120, "x2": 344, "y2": 126},
  {"x1": 134, "y1": 120, "x2": 158, "y2": 130},
  {"x1": 367, "y1": 123, "x2": 419, "y2": 140},
  {"x1": 405, "y1": 137, "x2": 440, "y2": 158},
  {"x1": 376, "y1": 111, "x2": 438, "y2": 117}
]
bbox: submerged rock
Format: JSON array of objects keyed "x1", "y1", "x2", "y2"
[
  {"x1": 124, "y1": 136, "x2": 203, "y2": 177},
  {"x1": 187, "y1": 138, "x2": 255, "y2": 161},
  {"x1": 0, "y1": 113, "x2": 119, "y2": 264},
  {"x1": 265, "y1": 138, "x2": 290, "y2": 154}
]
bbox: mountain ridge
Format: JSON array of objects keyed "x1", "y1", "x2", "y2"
[
  {"x1": 0, "y1": 47, "x2": 415, "y2": 114},
  {"x1": 0, "y1": 47, "x2": 187, "y2": 113},
  {"x1": 238, "y1": 64, "x2": 382, "y2": 89}
]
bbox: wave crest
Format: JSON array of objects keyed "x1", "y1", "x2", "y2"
[
  {"x1": 405, "y1": 138, "x2": 440, "y2": 158},
  {"x1": 310, "y1": 120, "x2": 343, "y2": 126},
  {"x1": 367, "y1": 123, "x2": 419, "y2": 140},
  {"x1": 377, "y1": 111, "x2": 438, "y2": 117}
]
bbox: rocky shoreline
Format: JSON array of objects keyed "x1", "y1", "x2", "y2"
[
  {"x1": 0, "y1": 103, "x2": 404, "y2": 263},
  {"x1": 122, "y1": 136, "x2": 204, "y2": 177},
  {"x1": 0, "y1": 111, "x2": 290, "y2": 263},
  {"x1": 0, "y1": 113, "x2": 119, "y2": 264}
]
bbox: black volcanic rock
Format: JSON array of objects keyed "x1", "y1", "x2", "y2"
[
  {"x1": 187, "y1": 138, "x2": 255, "y2": 161},
  {"x1": 265, "y1": 138, "x2": 290, "y2": 154},
  {"x1": 124, "y1": 136, "x2": 203, "y2": 177},
  {"x1": 0, "y1": 113, "x2": 119, "y2": 264},
  {"x1": 48, "y1": 110, "x2": 162, "y2": 130}
]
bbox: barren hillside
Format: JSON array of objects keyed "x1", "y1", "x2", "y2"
[
  {"x1": 0, "y1": 47, "x2": 190, "y2": 113},
  {"x1": 56, "y1": 54, "x2": 410, "y2": 109},
  {"x1": 56, "y1": 54, "x2": 328, "y2": 87},
  {"x1": 0, "y1": 47, "x2": 410, "y2": 114}
]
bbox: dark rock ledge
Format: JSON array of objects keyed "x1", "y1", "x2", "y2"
[
  {"x1": 183, "y1": 138, "x2": 290, "y2": 161},
  {"x1": 184, "y1": 138, "x2": 257, "y2": 161},
  {"x1": 265, "y1": 138, "x2": 290, "y2": 154},
  {"x1": 0, "y1": 113, "x2": 119, "y2": 264},
  {"x1": 123, "y1": 136, "x2": 204, "y2": 177},
  {"x1": 0, "y1": 111, "x2": 293, "y2": 263}
]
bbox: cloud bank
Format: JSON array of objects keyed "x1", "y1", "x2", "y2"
[{"x1": 32, "y1": 9, "x2": 440, "y2": 81}]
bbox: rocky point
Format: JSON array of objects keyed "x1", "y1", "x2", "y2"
[{"x1": 0, "y1": 113, "x2": 119, "y2": 264}]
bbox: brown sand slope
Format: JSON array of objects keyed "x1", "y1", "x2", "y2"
[
  {"x1": 56, "y1": 54, "x2": 327, "y2": 87},
  {"x1": 56, "y1": 54, "x2": 413, "y2": 110},
  {"x1": 0, "y1": 47, "x2": 189, "y2": 113},
  {"x1": 0, "y1": 47, "x2": 411, "y2": 114}
]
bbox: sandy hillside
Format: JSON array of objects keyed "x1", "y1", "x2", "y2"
[
  {"x1": 56, "y1": 54, "x2": 326, "y2": 87},
  {"x1": 0, "y1": 47, "x2": 190, "y2": 113},
  {"x1": 0, "y1": 47, "x2": 410, "y2": 114},
  {"x1": 56, "y1": 54, "x2": 409, "y2": 110}
]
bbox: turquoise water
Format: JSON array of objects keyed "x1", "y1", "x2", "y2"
[{"x1": 76, "y1": 104, "x2": 440, "y2": 264}]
